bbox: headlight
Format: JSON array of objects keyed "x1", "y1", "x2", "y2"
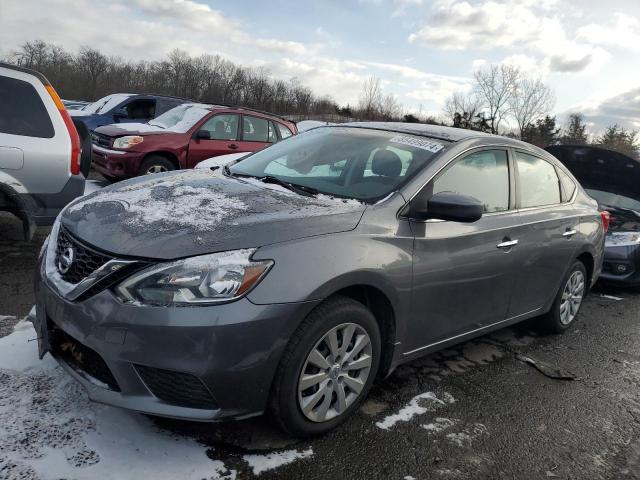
[
  {"x1": 115, "y1": 249, "x2": 272, "y2": 306},
  {"x1": 113, "y1": 135, "x2": 144, "y2": 149},
  {"x1": 606, "y1": 231, "x2": 640, "y2": 247}
]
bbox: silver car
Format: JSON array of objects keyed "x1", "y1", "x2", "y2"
[
  {"x1": 0, "y1": 63, "x2": 86, "y2": 237},
  {"x1": 34, "y1": 123, "x2": 605, "y2": 436}
]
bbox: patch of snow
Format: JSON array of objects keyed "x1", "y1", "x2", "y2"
[
  {"x1": 445, "y1": 423, "x2": 488, "y2": 447},
  {"x1": 0, "y1": 324, "x2": 243, "y2": 479},
  {"x1": 195, "y1": 152, "x2": 250, "y2": 169},
  {"x1": 376, "y1": 392, "x2": 454, "y2": 430},
  {"x1": 422, "y1": 417, "x2": 458, "y2": 434},
  {"x1": 108, "y1": 122, "x2": 166, "y2": 133},
  {"x1": 72, "y1": 94, "x2": 133, "y2": 115},
  {"x1": 296, "y1": 120, "x2": 334, "y2": 132},
  {"x1": 243, "y1": 448, "x2": 313, "y2": 475},
  {"x1": 600, "y1": 294, "x2": 623, "y2": 301},
  {"x1": 67, "y1": 170, "x2": 249, "y2": 233}
]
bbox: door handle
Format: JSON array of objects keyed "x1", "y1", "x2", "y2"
[
  {"x1": 228, "y1": 144, "x2": 238, "y2": 150},
  {"x1": 497, "y1": 239, "x2": 518, "y2": 249},
  {"x1": 563, "y1": 229, "x2": 577, "y2": 238}
]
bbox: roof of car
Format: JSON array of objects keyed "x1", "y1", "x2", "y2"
[
  {"x1": 338, "y1": 122, "x2": 500, "y2": 142},
  {"x1": 0, "y1": 61, "x2": 51, "y2": 85}
]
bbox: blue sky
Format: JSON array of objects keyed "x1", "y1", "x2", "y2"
[{"x1": 2, "y1": 0, "x2": 639, "y2": 132}]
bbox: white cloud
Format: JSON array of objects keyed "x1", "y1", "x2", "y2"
[
  {"x1": 575, "y1": 87, "x2": 640, "y2": 131},
  {"x1": 407, "y1": 0, "x2": 609, "y2": 73},
  {"x1": 577, "y1": 13, "x2": 640, "y2": 50}
]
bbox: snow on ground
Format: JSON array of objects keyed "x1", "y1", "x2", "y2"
[
  {"x1": 375, "y1": 391, "x2": 455, "y2": 430},
  {"x1": 0, "y1": 324, "x2": 310, "y2": 480},
  {"x1": 243, "y1": 448, "x2": 313, "y2": 475}
]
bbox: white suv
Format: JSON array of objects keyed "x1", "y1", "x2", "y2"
[{"x1": 0, "y1": 62, "x2": 86, "y2": 238}]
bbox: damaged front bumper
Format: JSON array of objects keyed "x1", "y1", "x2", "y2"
[{"x1": 34, "y1": 259, "x2": 319, "y2": 422}]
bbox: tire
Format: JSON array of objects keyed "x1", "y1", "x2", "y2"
[
  {"x1": 138, "y1": 155, "x2": 176, "y2": 176},
  {"x1": 269, "y1": 296, "x2": 381, "y2": 437},
  {"x1": 542, "y1": 260, "x2": 588, "y2": 333}
]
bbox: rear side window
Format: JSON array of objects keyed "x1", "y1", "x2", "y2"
[
  {"x1": 243, "y1": 116, "x2": 270, "y2": 142},
  {"x1": 0, "y1": 76, "x2": 54, "y2": 138},
  {"x1": 515, "y1": 152, "x2": 561, "y2": 208},
  {"x1": 433, "y1": 149, "x2": 510, "y2": 213},
  {"x1": 277, "y1": 123, "x2": 293, "y2": 139},
  {"x1": 557, "y1": 169, "x2": 577, "y2": 202}
]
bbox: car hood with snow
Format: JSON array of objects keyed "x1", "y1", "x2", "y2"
[
  {"x1": 60, "y1": 169, "x2": 366, "y2": 260},
  {"x1": 94, "y1": 123, "x2": 178, "y2": 137}
]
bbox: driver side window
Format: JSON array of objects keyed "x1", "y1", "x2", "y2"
[
  {"x1": 433, "y1": 149, "x2": 510, "y2": 213},
  {"x1": 200, "y1": 114, "x2": 239, "y2": 140}
]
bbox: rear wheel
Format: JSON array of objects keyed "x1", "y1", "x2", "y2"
[
  {"x1": 542, "y1": 260, "x2": 587, "y2": 333},
  {"x1": 269, "y1": 296, "x2": 381, "y2": 437},
  {"x1": 138, "y1": 155, "x2": 175, "y2": 176}
]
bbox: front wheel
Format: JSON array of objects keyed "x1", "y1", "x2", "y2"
[
  {"x1": 542, "y1": 260, "x2": 587, "y2": 333},
  {"x1": 138, "y1": 155, "x2": 176, "y2": 176},
  {"x1": 269, "y1": 296, "x2": 381, "y2": 437}
]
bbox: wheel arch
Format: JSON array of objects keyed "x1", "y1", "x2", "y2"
[
  {"x1": 324, "y1": 284, "x2": 397, "y2": 378},
  {"x1": 142, "y1": 151, "x2": 180, "y2": 170}
]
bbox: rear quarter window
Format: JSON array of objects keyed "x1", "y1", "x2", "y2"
[
  {"x1": 557, "y1": 168, "x2": 577, "y2": 202},
  {"x1": 0, "y1": 75, "x2": 54, "y2": 138}
]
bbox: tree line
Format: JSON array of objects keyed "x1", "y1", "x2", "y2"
[
  {"x1": 5, "y1": 41, "x2": 638, "y2": 158},
  {"x1": 441, "y1": 63, "x2": 639, "y2": 158},
  {"x1": 6, "y1": 41, "x2": 339, "y2": 116}
]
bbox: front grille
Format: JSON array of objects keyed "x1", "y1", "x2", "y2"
[
  {"x1": 135, "y1": 365, "x2": 218, "y2": 410},
  {"x1": 91, "y1": 131, "x2": 112, "y2": 148},
  {"x1": 55, "y1": 227, "x2": 113, "y2": 284},
  {"x1": 50, "y1": 324, "x2": 120, "y2": 391}
]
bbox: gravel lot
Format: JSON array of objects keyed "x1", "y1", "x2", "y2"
[{"x1": 1, "y1": 212, "x2": 639, "y2": 479}]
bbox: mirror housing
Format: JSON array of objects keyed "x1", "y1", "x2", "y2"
[
  {"x1": 195, "y1": 129, "x2": 211, "y2": 140},
  {"x1": 112, "y1": 107, "x2": 127, "y2": 119},
  {"x1": 409, "y1": 191, "x2": 483, "y2": 223}
]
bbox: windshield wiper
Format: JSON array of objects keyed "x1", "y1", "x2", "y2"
[{"x1": 260, "y1": 175, "x2": 319, "y2": 197}]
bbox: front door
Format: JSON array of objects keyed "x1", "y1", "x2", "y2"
[
  {"x1": 187, "y1": 113, "x2": 241, "y2": 167},
  {"x1": 406, "y1": 148, "x2": 518, "y2": 353}
]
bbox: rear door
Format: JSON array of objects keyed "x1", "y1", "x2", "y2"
[
  {"x1": 406, "y1": 148, "x2": 518, "y2": 353},
  {"x1": 186, "y1": 113, "x2": 240, "y2": 167},
  {"x1": 506, "y1": 150, "x2": 580, "y2": 318},
  {"x1": 233, "y1": 115, "x2": 279, "y2": 153}
]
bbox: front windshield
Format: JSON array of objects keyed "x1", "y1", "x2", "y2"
[
  {"x1": 148, "y1": 104, "x2": 212, "y2": 132},
  {"x1": 229, "y1": 127, "x2": 449, "y2": 202},
  {"x1": 81, "y1": 93, "x2": 133, "y2": 114}
]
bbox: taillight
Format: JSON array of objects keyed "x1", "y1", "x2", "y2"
[
  {"x1": 601, "y1": 211, "x2": 610, "y2": 233},
  {"x1": 45, "y1": 84, "x2": 81, "y2": 175}
]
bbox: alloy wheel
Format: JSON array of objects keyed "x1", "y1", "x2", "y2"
[
  {"x1": 146, "y1": 165, "x2": 169, "y2": 174},
  {"x1": 559, "y1": 270, "x2": 585, "y2": 325},
  {"x1": 297, "y1": 323, "x2": 373, "y2": 423}
]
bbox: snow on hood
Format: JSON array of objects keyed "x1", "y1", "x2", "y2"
[
  {"x1": 104, "y1": 122, "x2": 167, "y2": 133},
  {"x1": 61, "y1": 169, "x2": 366, "y2": 259},
  {"x1": 195, "y1": 152, "x2": 251, "y2": 169},
  {"x1": 296, "y1": 120, "x2": 335, "y2": 132}
]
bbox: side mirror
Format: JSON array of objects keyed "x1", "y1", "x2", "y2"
[
  {"x1": 410, "y1": 191, "x2": 483, "y2": 223},
  {"x1": 194, "y1": 129, "x2": 211, "y2": 140},
  {"x1": 112, "y1": 107, "x2": 127, "y2": 119}
]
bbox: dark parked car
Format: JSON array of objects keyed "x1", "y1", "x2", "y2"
[
  {"x1": 90, "y1": 103, "x2": 297, "y2": 181},
  {"x1": 35, "y1": 123, "x2": 605, "y2": 436},
  {"x1": 546, "y1": 144, "x2": 639, "y2": 286},
  {"x1": 70, "y1": 93, "x2": 190, "y2": 132}
]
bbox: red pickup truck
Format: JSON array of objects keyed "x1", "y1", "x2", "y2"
[{"x1": 90, "y1": 103, "x2": 297, "y2": 181}]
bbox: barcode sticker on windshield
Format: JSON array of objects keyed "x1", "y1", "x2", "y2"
[{"x1": 389, "y1": 135, "x2": 445, "y2": 153}]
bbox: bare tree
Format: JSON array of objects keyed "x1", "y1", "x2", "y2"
[
  {"x1": 380, "y1": 93, "x2": 401, "y2": 120},
  {"x1": 473, "y1": 64, "x2": 520, "y2": 134},
  {"x1": 509, "y1": 77, "x2": 555, "y2": 140},
  {"x1": 358, "y1": 76, "x2": 383, "y2": 119},
  {"x1": 443, "y1": 91, "x2": 484, "y2": 126}
]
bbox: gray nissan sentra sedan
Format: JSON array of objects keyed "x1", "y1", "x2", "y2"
[{"x1": 34, "y1": 123, "x2": 606, "y2": 436}]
